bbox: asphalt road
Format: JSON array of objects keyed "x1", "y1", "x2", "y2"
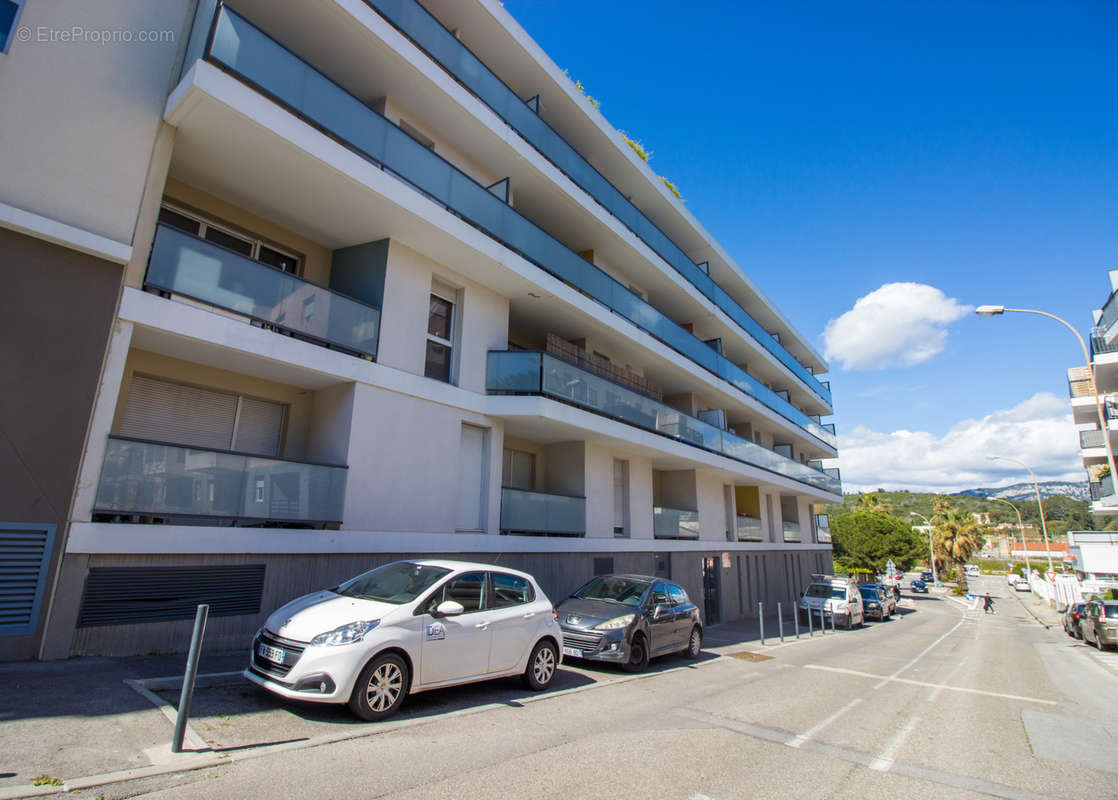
[{"x1": 66, "y1": 575, "x2": 1118, "y2": 799}]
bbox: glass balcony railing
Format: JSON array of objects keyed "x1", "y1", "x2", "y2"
[
  {"x1": 1090, "y1": 475, "x2": 1118, "y2": 506},
  {"x1": 1081, "y1": 429, "x2": 1109, "y2": 449},
  {"x1": 188, "y1": 6, "x2": 835, "y2": 450},
  {"x1": 363, "y1": 0, "x2": 832, "y2": 409},
  {"x1": 499, "y1": 487, "x2": 586, "y2": 536},
  {"x1": 146, "y1": 223, "x2": 381, "y2": 358},
  {"x1": 487, "y1": 351, "x2": 842, "y2": 494},
  {"x1": 782, "y1": 520, "x2": 802, "y2": 542},
  {"x1": 653, "y1": 507, "x2": 700, "y2": 540},
  {"x1": 1098, "y1": 290, "x2": 1118, "y2": 340},
  {"x1": 93, "y1": 436, "x2": 347, "y2": 525},
  {"x1": 735, "y1": 514, "x2": 763, "y2": 542}
]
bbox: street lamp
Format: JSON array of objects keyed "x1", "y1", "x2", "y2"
[
  {"x1": 986, "y1": 454, "x2": 1054, "y2": 573},
  {"x1": 976, "y1": 305, "x2": 1118, "y2": 508},
  {"x1": 987, "y1": 497, "x2": 1031, "y2": 578},
  {"x1": 909, "y1": 512, "x2": 938, "y2": 585}
]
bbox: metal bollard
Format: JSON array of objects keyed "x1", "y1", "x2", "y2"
[
  {"x1": 818, "y1": 608, "x2": 825, "y2": 634},
  {"x1": 808, "y1": 607, "x2": 813, "y2": 637},
  {"x1": 172, "y1": 604, "x2": 209, "y2": 754},
  {"x1": 759, "y1": 601, "x2": 765, "y2": 646},
  {"x1": 794, "y1": 608, "x2": 800, "y2": 639},
  {"x1": 830, "y1": 610, "x2": 836, "y2": 633},
  {"x1": 778, "y1": 602, "x2": 784, "y2": 643}
]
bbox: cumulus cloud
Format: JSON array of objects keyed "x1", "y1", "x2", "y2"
[
  {"x1": 822, "y1": 283, "x2": 972, "y2": 370},
  {"x1": 829, "y1": 392, "x2": 1084, "y2": 493}
]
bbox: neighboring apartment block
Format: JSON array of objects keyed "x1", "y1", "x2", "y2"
[
  {"x1": 1070, "y1": 270, "x2": 1118, "y2": 517},
  {"x1": 0, "y1": 0, "x2": 840, "y2": 660}
]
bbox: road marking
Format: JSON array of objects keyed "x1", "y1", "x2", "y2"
[
  {"x1": 674, "y1": 707, "x2": 1052, "y2": 800},
  {"x1": 785, "y1": 697, "x2": 862, "y2": 748},
  {"x1": 928, "y1": 657, "x2": 969, "y2": 702},
  {"x1": 802, "y1": 664, "x2": 1057, "y2": 705},
  {"x1": 873, "y1": 617, "x2": 966, "y2": 689},
  {"x1": 868, "y1": 716, "x2": 920, "y2": 771}
]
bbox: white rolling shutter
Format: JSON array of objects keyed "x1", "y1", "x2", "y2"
[{"x1": 119, "y1": 375, "x2": 284, "y2": 455}]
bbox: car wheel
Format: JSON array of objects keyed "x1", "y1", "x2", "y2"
[
  {"x1": 522, "y1": 639, "x2": 558, "y2": 690},
  {"x1": 684, "y1": 625, "x2": 702, "y2": 659},
  {"x1": 622, "y1": 633, "x2": 650, "y2": 673},
  {"x1": 348, "y1": 652, "x2": 408, "y2": 722}
]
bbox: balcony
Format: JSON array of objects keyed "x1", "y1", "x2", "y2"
[
  {"x1": 1098, "y1": 290, "x2": 1118, "y2": 342},
  {"x1": 782, "y1": 520, "x2": 802, "y2": 542},
  {"x1": 1068, "y1": 367, "x2": 1095, "y2": 399},
  {"x1": 653, "y1": 507, "x2": 700, "y2": 540},
  {"x1": 1091, "y1": 332, "x2": 1118, "y2": 359},
  {"x1": 499, "y1": 487, "x2": 586, "y2": 537},
  {"x1": 1081, "y1": 429, "x2": 1109, "y2": 449},
  {"x1": 487, "y1": 351, "x2": 841, "y2": 494},
  {"x1": 146, "y1": 223, "x2": 381, "y2": 359},
  {"x1": 1090, "y1": 475, "x2": 1118, "y2": 508},
  {"x1": 735, "y1": 514, "x2": 763, "y2": 542},
  {"x1": 93, "y1": 436, "x2": 347, "y2": 526},
  {"x1": 362, "y1": 0, "x2": 832, "y2": 408},
  {"x1": 184, "y1": 6, "x2": 835, "y2": 450}
]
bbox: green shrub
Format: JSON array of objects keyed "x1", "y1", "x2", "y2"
[{"x1": 951, "y1": 585, "x2": 967, "y2": 596}]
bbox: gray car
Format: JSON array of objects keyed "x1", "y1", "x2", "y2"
[{"x1": 557, "y1": 574, "x2": 702, "y2": 673}]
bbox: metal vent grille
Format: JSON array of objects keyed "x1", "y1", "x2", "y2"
[
  {"x1": 0, "y1": 524, "x2": 57, "y2": 636},
  {"x1": 77, "y1": 565, "x2": 266, "y2": 628}
]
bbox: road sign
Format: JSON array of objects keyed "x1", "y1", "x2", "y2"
[{"x1": 1046, "y1": 571, "x2": 1055, "y2": 583}]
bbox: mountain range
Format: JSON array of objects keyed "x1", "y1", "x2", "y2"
[{"x1": 953, "y1": 481, "x2": 1090, "y2": 502}]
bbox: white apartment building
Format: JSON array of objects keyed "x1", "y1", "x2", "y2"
[
  {"x1": 1070, "y1": 270, "x2": 1118, "y2": 517},
  {"x1": 0, "y1": 0, "x2": 840, "y2": 660}
]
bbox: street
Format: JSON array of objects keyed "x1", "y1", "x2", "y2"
[{"x1": 6, "y1": 575, "x2": 1111, "y2": 800}]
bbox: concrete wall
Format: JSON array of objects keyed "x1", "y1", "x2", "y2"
[
  {"x1": 0, "y1": 229, "x2": 122, "y2": 659},
  {"x1": 0, "y1": 0, "x2": 190, "y2": 244}
]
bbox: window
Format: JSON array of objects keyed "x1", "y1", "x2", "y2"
[
  {"x1": 157, "y1": 205, "x2": 302, "y2": 275},
  {"x1": 490, "y1": 573, "x2": 533, "y2": 608},
  {"x1": 0, "y1": 0, "x2": 26, "y2": 54},
  {"x1": 425, "y1": 292, "x2": 455, "y2": 383},
  {"x1": 650, "y1": 583, "x2": 669, "y2": 606},
  {"x1": 502, "y1": 448, "x2": 535, "y2": 491},
  {"x1": 612, "y1": 459, "x2": 629, "y2": 537},
  {"x1": 668, "y1": 585, "x2": 687, "y2": 606},
  {"x1": 439, "y1": 572, "x2": 486, "y2": 613}
]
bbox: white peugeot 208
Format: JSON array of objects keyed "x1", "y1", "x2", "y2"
[{"x1": 244, "y1": 560, "x2": 562, "y2": 720}]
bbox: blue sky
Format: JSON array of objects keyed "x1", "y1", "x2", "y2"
[{"x1": 503, "y1": 0, "x2": 1118, "y2": 491}]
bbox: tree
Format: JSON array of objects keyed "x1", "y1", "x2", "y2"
[
  {"x1": 831, "y1": 511, "x2": 924, "y2": 573},
  {"x1": 931, "y1": 497, "x2": 985, "y2": 592},
  {"x1": 854, "y1": 493, "x2": 889, "y2": 514}
]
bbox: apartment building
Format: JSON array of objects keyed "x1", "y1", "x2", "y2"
[
  {"x1": 0, "y1": 0, "x2": 840, "y2": 660},
  {"x1": 1071, "y1": 270, "x2": 1118, "y2": 517}
]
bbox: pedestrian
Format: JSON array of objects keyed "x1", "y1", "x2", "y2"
[{"x1": 983, "y1": 592, "x2": 994, "y2": 615}]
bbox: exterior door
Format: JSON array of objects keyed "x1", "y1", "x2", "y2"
[
  {"x1": 419, "y1": 571, "x2": 491, "y2": 684},
  {"x1": 702, "y1": 557, "x2": 721, "y2": 625}
]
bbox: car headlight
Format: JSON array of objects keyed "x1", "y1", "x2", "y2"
[
  {"x1": 594, "y1": 614, "x2": 635, "y2": 630},
  {"x1": 866, "y1": 602, "x2": 879, "y2": 608},
  {"x1": 311, "y1": 620, "x2": 380, "y2": 647}
]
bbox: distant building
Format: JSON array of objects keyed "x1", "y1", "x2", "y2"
[{"x1": 1067, "y1": 531, "x2": 1118, "y2": 594}]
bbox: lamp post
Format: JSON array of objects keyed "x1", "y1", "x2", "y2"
[
  {"x1": 986, "y1": 455, "x2": 1054, "y2": 573},
  {"x1": 909, "y1": 512, "x2": 938, "y2": 585},
  {"x1": 988, "y1": 497, "x2": 1031, "y2": 578},
  {"x1": 976, "y1": 305, "x2": 1118, "y2": 508}
]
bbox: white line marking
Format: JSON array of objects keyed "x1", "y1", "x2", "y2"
[
  {"x1": 873, "y1": 617, "x2": 966, "y2": 689},
  {"x1": 803, "y1": 664, "x2": 1057, "y2": 705},
  {"x1": 928, "y1": 657, "x2": 968, "y2": 702},
  {"x1": 868, "y1": 716, "x2": 920, "y2": 771},
  {"x1": 785, "y1": 697, "x2": 863, "y2": 748}
]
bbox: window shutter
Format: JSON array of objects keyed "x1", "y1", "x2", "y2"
[
  {"x1": 0, "y1": 524, "x2": 56, "y2": 636},
  {"x1": 233, "y1": 397, "x2": 285, "y2": 456},
  {"x1": 119, "y1": 375, "x2": 236, "y2": 450}
]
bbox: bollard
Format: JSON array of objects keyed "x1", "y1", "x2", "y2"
[
  {"x1": 830, "y1": 610, "x2": 836, "y2": 633},
  {"x1": 778, "y1": 602, "x2": 784, "y2": 643},
  {"x1": 818, "y1": 607, "x2": 825, "y2": 634},
  {"x1": 759, "y1": 601, "x2": 765, "y2": 646},
  {"x1": 172, "y1": 604, "x2": 209, "y2": 754},
  {"x1": 794, "y1": 608, "x2": 800, "y2": 639}
]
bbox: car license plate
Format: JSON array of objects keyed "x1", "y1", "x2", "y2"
[
  {"x1": 562, "y1": 646, "x2": 582, "y2": 658},
  {"x1": 258, "y1": 643, "x2": 285, "y2": 664}
]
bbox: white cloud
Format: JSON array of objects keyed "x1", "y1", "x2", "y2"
[
  {"x1": 822, "y1": 283, "x2": 972, "y2": 370},
  {"x1": 830, "y1": 392, "x2": 1084, "y2": 493}
]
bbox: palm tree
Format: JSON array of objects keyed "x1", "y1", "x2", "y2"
[
  {"x1": 855, "y1": 492, "x2": 888, "y2": 514},
  {"x1": 931, "y1": 498, "x2": 984, "y2": 592}
]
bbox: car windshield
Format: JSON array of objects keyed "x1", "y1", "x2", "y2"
[
  {"x1": 1104, "y1": 605, "x2": 1118, "y2": 619},
  {"x1": 334, "y1": 562, "x2": 451, "y2": 604},
  {"x1": 572, "y1": 576, "x2": 651, "y2": 607},
  {"x1": 805, "y1": 584, "x2": 845, "y2": 599},
  {"x1": 859, "y1": 587, "x2": 879, "y2": 599}
]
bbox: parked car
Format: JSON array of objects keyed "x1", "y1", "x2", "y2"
[
  {"x1": 1007, "y1": 572, "x2": 1021, "y2": 586},
  {"x1": 965, "y1": 565, "x2": 981, "y2": 578},
  {"x1": 1014, "y1": 578, "x2": 1031, "y2": 592},
  {"x1": 557, "y1": 574, "x2": 702, "y2": 673},
  {"x1": 910, "y1": 579, "x2": 929, "y2": 593},
  {"x1": 798, "y1": 578, "x2": 864, "y2": 630},
  {"x1": 1079, "y1": 600, "x2": 1118, "y2": 650},
  {"x1": 1063, "y1": 602, "x2": 1087, "y2": 638},
  {"x1": 920, "y1": 571, "x2": 934, "y2": 582},
  {"x1": 859, "y1": 584, "x2": 892, "y2": 621},
  {"x1": 245, "y1": 560, "x2": 563, "y2": 721}
]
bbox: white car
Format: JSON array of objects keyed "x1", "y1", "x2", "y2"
[
  {"x1": 245, "y1": 560, "x2": 563, "y2": 720},
  {"x1": 1014, "y1": 578, "x2": 1031, "y2": 592}
]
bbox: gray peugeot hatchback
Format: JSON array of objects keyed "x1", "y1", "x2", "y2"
[{"x1": 557, "y1": 574, "x2": 702, "y2": 672}]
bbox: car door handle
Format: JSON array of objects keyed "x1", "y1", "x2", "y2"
[
  {"x1": 475, "y1": 622, "x2": 489, "y2": 630},
  {"x1": 522, "y1": 612, "x2": 535, "y2": 619}
]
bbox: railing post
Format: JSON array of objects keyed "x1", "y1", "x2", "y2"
[
  {"x1": 759, "y1": 602, "x2": 765, "y2": 646},
  {"x1": 171, "y1": 604, "x2": 209, "y2": 754},
  {"x1": 778, "y1": 602, "x2": 784, "y2": 643}
]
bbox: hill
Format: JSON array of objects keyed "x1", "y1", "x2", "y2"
[{"x1": 952, "y1": 481, "x2": 1090, "y2": 502}]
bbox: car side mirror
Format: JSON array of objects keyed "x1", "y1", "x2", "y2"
[
  {"x1": 653, "y1": 604, "x2": 669, "y2": 619},
  {"x1": 433, "y1": 600, "x2": 464, "y2": 618}
]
